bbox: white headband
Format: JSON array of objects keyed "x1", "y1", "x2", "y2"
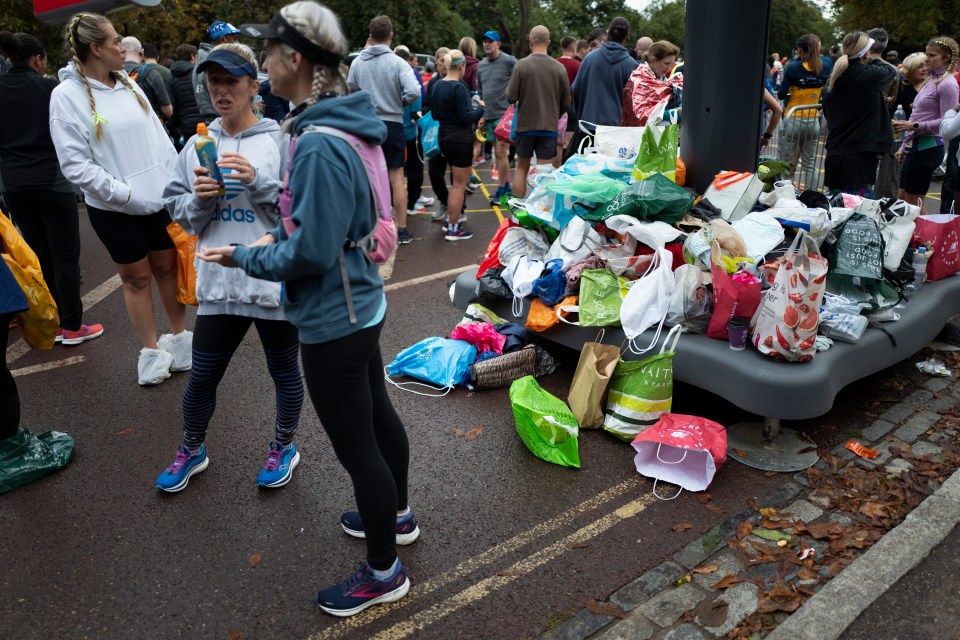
[{"x1": 852, "y1": 37, "x2": 875, "y2": 60}]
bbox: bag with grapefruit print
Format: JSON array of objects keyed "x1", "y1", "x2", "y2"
[{"x1": 750, "y1": 230, "x2": 827, "y2": 362}]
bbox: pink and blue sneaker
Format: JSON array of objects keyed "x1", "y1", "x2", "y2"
[
  {"x1": 256, "y1": 441, "x2": 300, "y2": 488},
  {"x1": 316, "y1": 561, "x2": 410, "y2": 617},
  {"x1": 155, "y1": 444, "x2": 209, "y2": 493},
  {"x1": 340, "y1": 508, "x2": 420, "y2": 545}
]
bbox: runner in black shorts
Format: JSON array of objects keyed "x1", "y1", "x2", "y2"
[
  {"x1": 49, "y1": 12, "x2": 190, "y2": 385},
  {"x1": 429, "y1": 49, "x2": 484, "y2": 241}
]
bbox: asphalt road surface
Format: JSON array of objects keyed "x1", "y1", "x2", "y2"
[{"x1": 0, "y1": 168, "x2": 926, "y2": 639}]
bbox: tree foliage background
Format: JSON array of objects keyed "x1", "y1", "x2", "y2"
[
  {"x1": 2, "y1": 0, "x2": 843, "y2": 69},
  {"x1": 831, "y1": 0, "x2": 960, "y2": 58}
]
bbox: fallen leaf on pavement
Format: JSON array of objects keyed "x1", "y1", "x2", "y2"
[
  {"x1": 691, "y1": 563, "x2": 719, "y2": 575},
  {"x1": 114, "y1": 427, "x2": 135, "y2": 436},
  {"x1": 227, "y1": 630, "x2": 246, "y2": 640},
  {"x1": 734, "y1": 448, "x2": 749, "y2": 457},
  {"x1": 248, "y1": 553, "x2": 262, "y2": 569},
  {"x1": 672, "y1": 523, "x2": 693, "y2": 532},
  {"x1": 464, "y1": 426, "x2": 484, "y2": 440},
  {"x1": 714, "y1": 574, "x2": 746, "y2": 589},
  {"x1": 566, "y1": 542, "x2": 588, "y2": 549},
  {"x1": 704, "y1": 503, "x2": 724, "y2": 514},
  {"x1": 736, "y1": 521, "x2": 753, "y2": 540},
  {"x1": 585, "y1": 599, "x2": 625, "y2": 619},
  {"x1": 752, "y1": 528, "x2": 791, "y2": 542},
  {"x1": 759, "y1": 507, "x2": 779, "y2": 518},
  {"x1": 696, "y1": 493, "x2": 712, "y2": 504},
  {"x1": 452, "y1": 428, "x2": 465, "y2": 437}
]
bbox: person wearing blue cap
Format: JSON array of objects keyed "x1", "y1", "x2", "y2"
[
  {"x1": 158, "y1": 42, "x2": 304, "y2": 493},
  {"x1": 477, "y1": 29, "x2": 516, "y2": 204},
  {"x1": 193, "y1": 20, "x2": 242, "y2": 124}
]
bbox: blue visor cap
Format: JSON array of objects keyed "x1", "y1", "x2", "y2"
[
  {"x1": 208, "y1": 20, "x2": 241, "y2": 41},
  {"x1": 197, "y1": 49, "x2": 257, "y2": 78}
]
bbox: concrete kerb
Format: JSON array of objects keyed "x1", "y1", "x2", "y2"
[{"x1": 765, "y1": 467, "x2": 960, "y2": 640}]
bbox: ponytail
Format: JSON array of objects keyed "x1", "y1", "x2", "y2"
[
  {"x1": 798, "y1": 34, "x2": 822, "y2": 75},
  {"x1": 827, "y1": 31, "x2": 868, "y2": 93}
]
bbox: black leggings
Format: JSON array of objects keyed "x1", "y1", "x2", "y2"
[
  {"x1": 300, "y1": 320, "x2": 409, "y2": 571},
  {"x1": 405, "y1": 136, "x2": 424, "y2": 210},
  {"x1": 428, "y1": 155, "x2": 449, "y2": 207},
  {"x1": 3, "y1": 190, "x2": 84, "y2": 330},
  {"x1": 182, "y1": 314, "x2": 303, "y2": 449},
  {"x1": 1, "y1": 313, "x2": 19, "y2": 440}
]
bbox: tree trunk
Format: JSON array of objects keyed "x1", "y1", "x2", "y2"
[{"x1": 517, "y1": 0, "x2": 530, "y2": 58}]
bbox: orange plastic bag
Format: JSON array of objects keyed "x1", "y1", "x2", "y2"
[
  {"x1": 166, "y1": 221, "x2": 198, "y2": 306},
  {"x1": 525, "y1": 295, "x2": 578, "y2": 332},
  {"x1": 0, "y1": 211, "x2": 58, "y2": 349},
  {"x1": 675, "y1": 157, "x2": 686, "y2": 186}
]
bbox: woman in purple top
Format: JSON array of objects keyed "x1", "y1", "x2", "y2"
[{"x1": 893, "y1": 36, "x2": 959, "y2": 212}]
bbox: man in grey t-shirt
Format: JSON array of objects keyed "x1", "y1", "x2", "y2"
[{"x1": 477, "y1": 31, "x2": 516, "y2": 203}]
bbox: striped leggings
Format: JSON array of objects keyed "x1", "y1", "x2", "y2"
[{"x1": 182, "y1": 314, "x2": 304, "y2": 448}]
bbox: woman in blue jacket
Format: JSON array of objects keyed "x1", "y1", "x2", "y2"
[{"x1": 199, "y1": 0, "x2": 416, "y2": 619}]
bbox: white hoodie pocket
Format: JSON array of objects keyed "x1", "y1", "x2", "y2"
[{"x1": 124, "y1": 163, "x2": 171, "y2": 215}]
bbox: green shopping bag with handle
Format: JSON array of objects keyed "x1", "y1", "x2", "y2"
[
  {"x1": 603, "y1": 325, "x2": 681, "y2": 442},
  {"x1": 556, "y1": 269, "x2": 630, "y2": 327},
  {"x1": 632, "y1": 121, "x2": 679, "y2": 182},
  {"x1": 509, "y1": 376, "x2": 580, "y2": 468}
]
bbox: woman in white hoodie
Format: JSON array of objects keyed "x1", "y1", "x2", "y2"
[
  {"x1": 156, "y1": 44, "x2": 304, "y2": 492},
  {"x1": 49, "y1": 13, "x2": 190, "y2": 385}
]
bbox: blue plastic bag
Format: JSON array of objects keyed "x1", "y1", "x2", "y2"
[
  {"x1": 532, "y1": 259, "x2": 567, "y2": 307},
  {"x1": 386, "y1": 337, "x2": 477, "y2": 395},
  {"x1": 419, "y1": 112, "x2": 441, "y2": 159}
]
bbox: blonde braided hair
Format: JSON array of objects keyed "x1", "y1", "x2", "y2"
[
  {"x1": 64, "y1": 12, "x2": 148, "y2": 140},
  {"x1": 274, "y1": 1, "x2": 348, "y2": 134},
  {"x1": 930, "y1": 36, "x2": 960, "y2": 84}
]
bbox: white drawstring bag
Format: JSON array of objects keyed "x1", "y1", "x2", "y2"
[
  {"x1": 503, "y1": 254, "x2": 544, "y2": 317},
  {"x1": 543, "y1": 216, "x2": 604, "y2": 269},
  {"x1": 620, "y1": 247, "x2": 675, "y2": 354}
]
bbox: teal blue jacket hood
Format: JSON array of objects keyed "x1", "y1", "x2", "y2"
[{"x1": 232, "y1": 92, "x2": 388, "y2": 344}]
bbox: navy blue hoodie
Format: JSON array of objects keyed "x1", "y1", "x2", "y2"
[
  {"x1": 571, "y1": 42, "x2": 639, "y2": 126},
  {"x1": 233, "y1": 91, "x2": 388, "y2": 344}
]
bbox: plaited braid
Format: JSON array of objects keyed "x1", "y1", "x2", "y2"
[
  {"x1": 65, "y1": 14, "x2": 107, "y2": 140},
  {"x1": 112, "y1": 70, "x2": 149, "y2": 112},
  {"x1": 929, "y1": 37, "x2": 960, "y2": 84}
]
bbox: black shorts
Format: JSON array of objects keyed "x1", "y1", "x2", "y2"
[
  {"x1": 439, "y1": 131, "x2": 474, "y2": 168},
  {"x1": 899, "y1": 144, "x2": 946, "y2": 195},
  {"x1": 381, "y1": 122, "x2": 406, "y2": 169},
  {"x1": 516, "y1": 134, "x2": 558, "y2": 160},
  {"x1": 86, "y1": 205, "x2": 174, "y2": 264}
]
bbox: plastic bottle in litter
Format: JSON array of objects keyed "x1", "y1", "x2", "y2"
[
  {"x1": 893, "y1": 105, "x2": 906, "y2": 144},
  {"x1": 194, "y1": 122, "x2": 224, "y2": 197},
  {"x1": 911, "y1": 246, "x2": 927, "y2": 290}
]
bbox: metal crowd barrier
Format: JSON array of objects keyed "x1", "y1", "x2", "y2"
[{"x1": 764, "y1": 103, "x2": 826, "y2": 192}]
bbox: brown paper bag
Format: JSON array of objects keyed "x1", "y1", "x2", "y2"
[{"x1": 567, "y1": 332, "x2": 620, "y2": 429}]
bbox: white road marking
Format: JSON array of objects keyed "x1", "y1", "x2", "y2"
[
  {"x1": 383, "y1": 265, "x2": 476, "y2": 293},
  {"x1": 6, "y1": 274, "x2": 121, "y2": 363},
  {"x1": 12, "y1": 356, "x2": 86, "y2": 377},
  {"x1": 309, "y1": 476, "x2": 645, "y2": 639}
]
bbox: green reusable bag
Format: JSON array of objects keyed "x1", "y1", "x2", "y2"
[
  {"x1": 546, "y1": 173, "x2": 628, "y2": 204},
  {"x1": 601, "y1": 173, "x2": 694, "y2": 223},
  {"x1": 509, "y1": 375, "x2": 580, "y2": 468},
  {"x1": 602, "y1": 326, "x2": 680, "y2": 442},
  {"x1": 632, "y1": 122, "x2": 679, "y2": 182},
  {"x1": 578, "y1": 269, "x2": 630, "y2": 327},
  {"x1": 0, "y1": 428, "x2": 75, "y2": 495}
]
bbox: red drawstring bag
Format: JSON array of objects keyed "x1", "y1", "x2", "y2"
[
  {"x1": 631, "y1": 413, "x2": 727, "y2": 499},
  {"x1": 476, "y1": 218, "x2": 520, "y2": 279}
]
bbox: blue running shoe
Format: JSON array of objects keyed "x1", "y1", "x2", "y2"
[
  {"x1": 256, "y1": 441, "x2": 300, "y2": 488},
  {"x1": 316, "y1": 561, "x2": 410, "y2": 617},
  {"x1": 341, "y1": 509, "x2": 420, "y2": 545},
  {"x1": 156, "y1": 444, "x2": 209, "y2": 493}
]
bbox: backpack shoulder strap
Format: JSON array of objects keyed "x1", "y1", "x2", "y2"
[{"x1": 297, "y1": 124, "x2": 378, "y2": 326}]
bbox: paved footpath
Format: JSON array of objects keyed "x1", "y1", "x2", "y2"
[{"x1": 537, "y1": 374, "x2": 960, "y2": 640}]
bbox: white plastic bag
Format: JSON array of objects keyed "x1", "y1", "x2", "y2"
[
  {"x1": 620, "y1": 248, "x2": 675, "y2": 353},
  {"x1": 603, "y1": 215, "x2": 684, "y2": 249},
  {"x1": 543, "y1": 216, "x2": 604, "y2": 269},
  {"x1": 498, "y1": 227, "x2": 550, "y2": 265},
  {"x1": 503, "y1": 255, "x2": 545, "y2": 317},
  {"x1": 665, "y1": 264, "x2": 711, "y2": 333},
  {"x1": 578, "y1": 121, "x2": 646, "y2": 160}
]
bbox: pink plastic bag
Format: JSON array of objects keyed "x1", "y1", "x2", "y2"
[
  {"x1": 631, "y1": 413, "x2": 727, "y2": 498},
  {"x1": 450, "y1": 322, "x2": 507, "y2": 355}
]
